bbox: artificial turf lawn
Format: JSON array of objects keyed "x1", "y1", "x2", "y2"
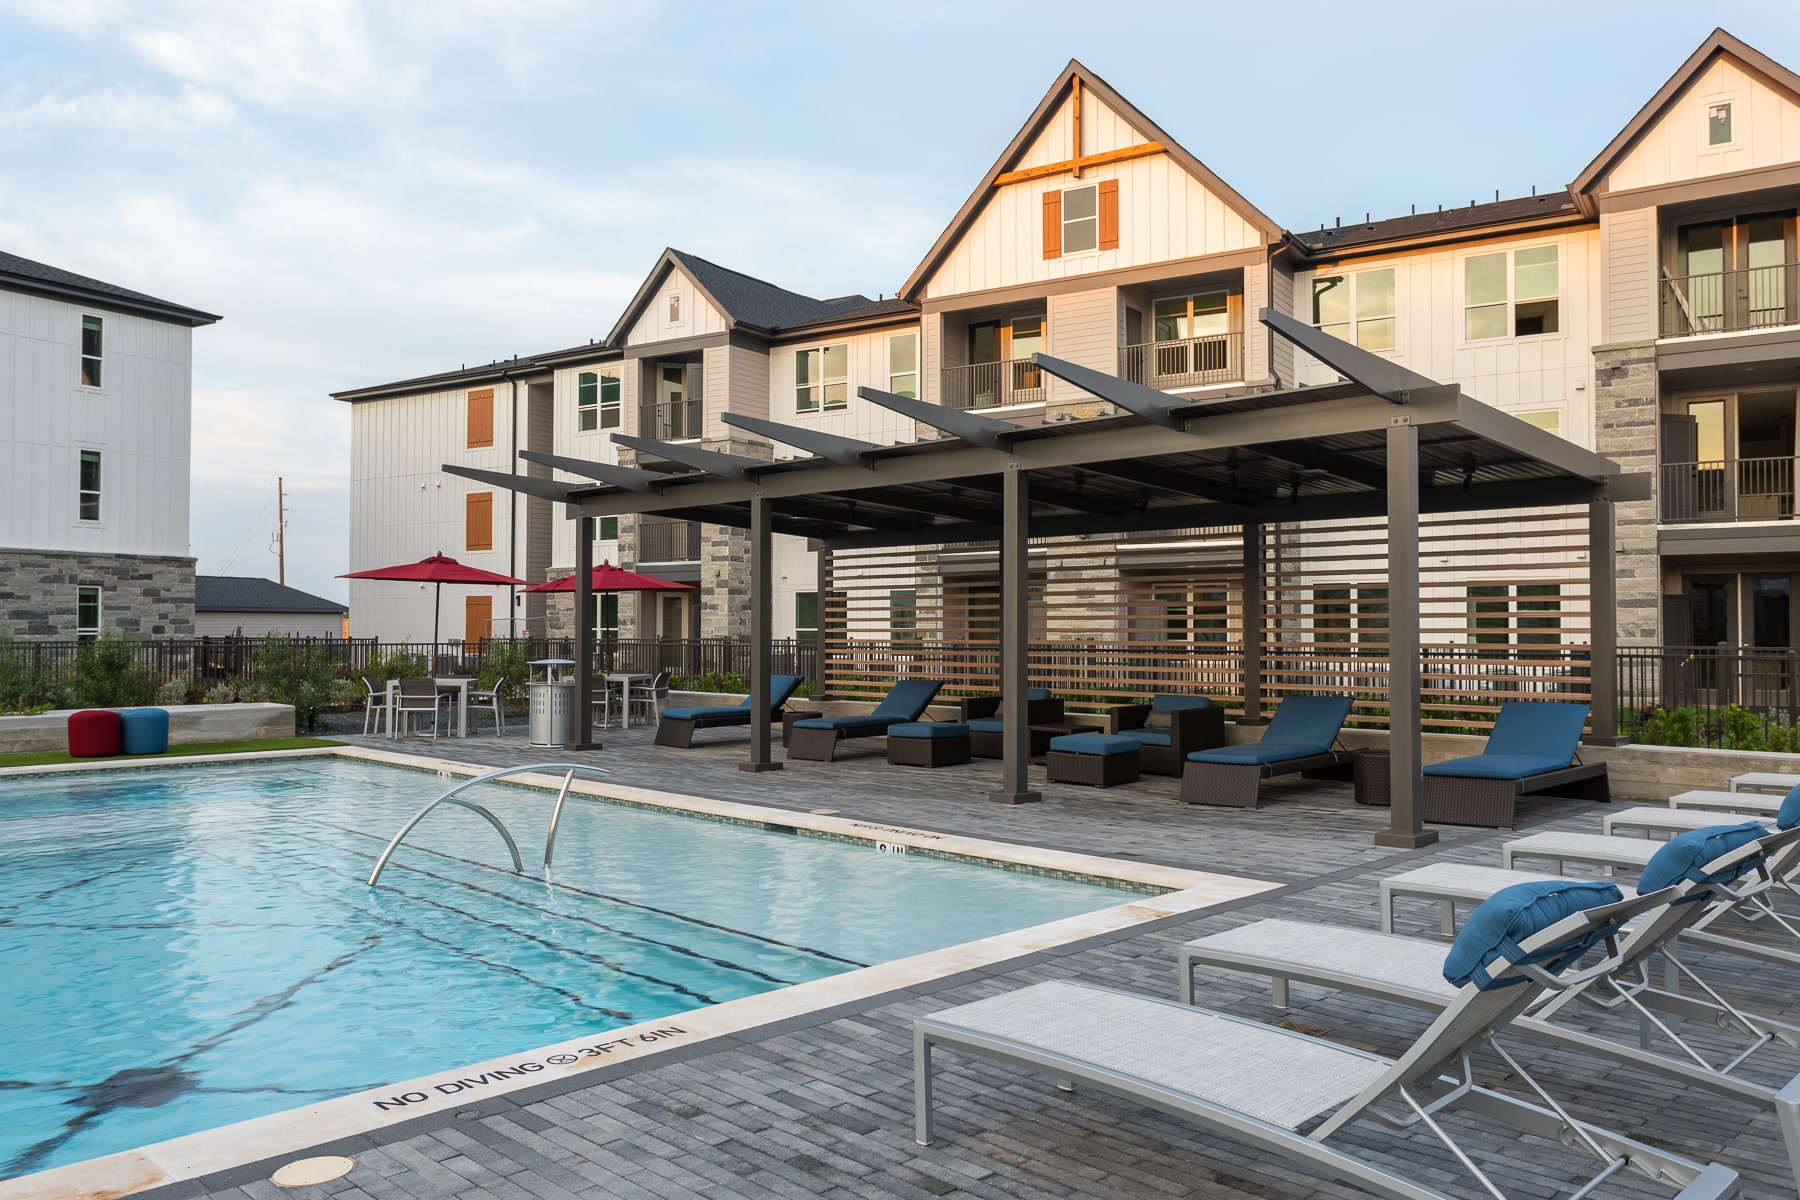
[{"x1": 0, "y1": 737, "x2": 342, "y2": 768}]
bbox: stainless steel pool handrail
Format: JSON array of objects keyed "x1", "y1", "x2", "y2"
[{"x1": 367, "y1": 762, "x2": 611, "y2": 887}]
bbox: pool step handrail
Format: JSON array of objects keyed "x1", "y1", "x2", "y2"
[{"x1": 367, "y1": 762, "x2": 611, "y2": 887}]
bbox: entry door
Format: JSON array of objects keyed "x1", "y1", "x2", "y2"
[
  {"x1": 1661, "y1": 412, "x2": 1699, "y2": 520},
  {"x1": 465, "y1": 596, "x2": 492, "y2": 648},
  {"x1": 1747, "y1": 574, "x2": 1794, "y2": 702},
  {"x1": 1687, "y1": 575, "x2": 1735, "y2": 699}
]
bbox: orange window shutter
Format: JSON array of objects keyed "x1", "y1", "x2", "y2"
[
  {"x1": 466, "y1": 491, "x2": 493, "y2": 551},
  {"x1": 1098, "y1": 179, "x2": 1119, "y2": 251},
  {"x1": 1042, "y1": 191, "x2": 1062, "y2": 259},
  {"x1": 467, "y1": 389, "x2": 494, "y2": 448},
  {"x1": 465, "y1": 595, "x2": 492, "y2": 645}
]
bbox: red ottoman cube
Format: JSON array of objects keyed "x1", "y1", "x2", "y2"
[{"x1": 68, "y1": 709, "x2": 122, "y2": 758}]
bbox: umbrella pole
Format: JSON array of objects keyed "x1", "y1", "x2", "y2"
[{"x1": 433, "y1": 581, "x2": 442, "y2": 667}]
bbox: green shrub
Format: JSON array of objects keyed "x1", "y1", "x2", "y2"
[
  {"x1": 1719, "y1": 703, "x2": 1768, "y2": 752},
  {"x1": 156, "y1": 677, "x2": 191, "y2": 706},
  {"x1": 0, "y1": 632, "x2": 64, "y2": 714},
  {"x1": 476, "y1": 640, "x2": 532, "y2": 707},
  {"x1": 670, "y1": 670, "x2": 748, "y2": 695},
  {"x1": 252, "y1": 634, "x2": 339, "y2": 731},
  {"x1": 364, "y1": 647, "x2": 429, "y2": 683},
  {"x1": 1633, "y1": 705, "x2": 1703, "y2": 748},
  {"x1": 66, "y1": 630, "x2": 158, "y2": 708}
]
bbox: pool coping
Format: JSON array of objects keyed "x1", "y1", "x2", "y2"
[{"x1": 0, "y1": 745, "x2": 1279, "y2": 1199}]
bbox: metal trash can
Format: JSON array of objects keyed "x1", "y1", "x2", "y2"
[
  {"x1": 527, "y1": 658, "x2": 577, "y2": 747},
  {"x1": 1352, "y1": 747, "x2": 1391, "y2": 806}
]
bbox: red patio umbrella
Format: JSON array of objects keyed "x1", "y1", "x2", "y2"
[
  {"x1": 340, "y1": 553, "x2": 528, "y2": 646},
  {"x1": 521, "y1": 561, "x2": 694, "y2": 595}
]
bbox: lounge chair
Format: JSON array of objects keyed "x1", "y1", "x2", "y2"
[
  {"x1": 1105, "y1": 694, "x2": 1225, "y2": 776},
  {"x1": 1421, "y1": 700, "x2": 1609, "y2": 828},
  {"x1": 959, "y1": 688, "x2": 1064, "y2": 758},
  {"x1": 786, "y1": 679, "x2": 944, "y2": 762},
  {"x1": 1180, "y1": 823, "x2": 1800, "y2": 1191},
  {"x1": 1178, "y1": 694, "x2": 1352, "y2": 808},
  {"x1": 916, "y1": 881, "x2": 1736, "y2": 1199},
  {"x1": 653, "y1": 675, "x2": 804, "y2": 748}
]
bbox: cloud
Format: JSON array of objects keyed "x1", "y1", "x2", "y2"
[{"x1": 7, "y1": 83, "x2": 233, "y2": 131}]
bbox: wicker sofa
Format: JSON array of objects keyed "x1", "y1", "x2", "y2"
[
  {"x1": 959, "y1": 689, "x2": 1065, "y2": 758},
  {"x1": 1104, "y1": 695, "x2": 1226, "y2": 776}
]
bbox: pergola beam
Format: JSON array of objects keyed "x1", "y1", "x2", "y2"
[
  {"x1": 516, "y1": 451, "x2": 678, "y2": 492},
  {"x1": 720, "y1": 412, "x2": 883, "y2": 465},
  {"x1": 1082, "y1": 461, "x2": 1262, "y2": 509},
  {"x1": 857, "y1": 386, "x2": 1026, "y2": 448},
  {"x1": 1031, "y1": 353, "x2": 1187, "y2": 428},
  {"x1": 1259, "y1": 307, "x2": 1441, "y2": 403},
  {"x1": 441, "y1": 463, "x2": 582, "y2": 504},
  {"x1": 1249, "y1": 441, "x2": 1390, "y2": 493},
  {"x1": 610, "y1": 434, "x2": 764, "y2": 480}
]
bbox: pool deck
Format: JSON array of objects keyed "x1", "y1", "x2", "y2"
[{"x1": 48, "y1": 723, "x2": 1800, "y2": 1199}]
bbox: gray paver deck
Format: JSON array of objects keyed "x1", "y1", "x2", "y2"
[{"x1": 145, "y1": 723, "x2": 1800, "y2": 1198}]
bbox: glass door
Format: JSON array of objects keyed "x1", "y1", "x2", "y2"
[{"x1": 658, "y1": 365, "x2": 688, "y2": 439}]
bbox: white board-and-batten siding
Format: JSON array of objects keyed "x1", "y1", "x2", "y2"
[
  {"x1": 1605, "y1": 56, "x2": 1800, "y2": 192},
  {"x1": 623, "y1": 270, "x2": 727, "y2": 347}
]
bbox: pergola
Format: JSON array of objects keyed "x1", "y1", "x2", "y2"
[{"x1": 448, "y1": 311, "x2": 1647, "y2": 847}]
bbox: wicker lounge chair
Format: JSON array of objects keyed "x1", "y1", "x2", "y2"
[
  {"x1": 959, "y1": 688, "x2": 1064, "y2": 758},
  {"x1": 1421, "y1": 700, "x2": 1609, "y2": 828},
  {"x1": 1179, "y1": 824, "x2": 1800, "y2": 1191},
  {"x1": 916, "y1": 882, "x2": 1736, "y2": 1199},
  {"x1": 1104, "y1": 695, "x2": 1225, "y2": 775},
  {"x1": 786, "y1": 679, "x2": 943, "y2": 762},
  {"x1": 653, "y1": 675, "x2": 804, "y2": 748},
  {"x1": 1178, "y1": 694, "x2": 1352, "y2": 808}
]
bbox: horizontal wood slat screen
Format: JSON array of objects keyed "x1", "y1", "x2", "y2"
[{"x1": 819, "y1": 508, "x2": 1591, "y2": 732}]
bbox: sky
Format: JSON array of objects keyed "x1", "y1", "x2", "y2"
[{"x1": 4, "y1": 0, "x2": 1800, "y2": 605}]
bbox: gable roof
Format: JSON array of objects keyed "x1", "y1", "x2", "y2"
[
  {"x1": 899, "y1": 60, "x2": 1283, "y2": 302},
  {"x1": 196, "y1": 576, "x2": 346, "y2": 614},
  {"x1": 1569, "y1": 28, "x2": 1800, "y2": 213},
  {"x1": 0, "y1": 249, "x2": 220, "y2": 327},
  {"x1": 1293, "y1": 190, "x2": 1585, "y2": 257},
  {"x1": 603, "y1": 249, "x2": 904, "y2": 344}
]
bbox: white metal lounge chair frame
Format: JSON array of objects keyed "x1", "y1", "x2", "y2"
[{"x1": 916, "y1": 890, "x2": 1739, "y2": 1200}]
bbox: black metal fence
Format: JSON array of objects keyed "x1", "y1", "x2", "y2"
[{"x1": 1617, "y1": 644, "x2": 1800, "y2": 748}]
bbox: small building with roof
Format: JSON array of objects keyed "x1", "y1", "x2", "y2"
[{"x1": 193, "y1": 575, "x2": 347, "y2": 639}]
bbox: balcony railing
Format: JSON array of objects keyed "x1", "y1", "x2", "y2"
[
  {"x1": 638, "y1": 517, "x2": 702, "y2": 563},
  {"x1": 1119, "y1": 331, "x2": 1242, "y2": 390},
  {"x1": 1661, "y1": 264, "x2": 1799, "y2": 336},
  {"x1": 941, "y1": 358, "x2": 1045, "y2": 410},
  {"x1": 1660, "y1": 457, "x2": 1796, "y2": 523},
  {"x1": 639, "y1": 399, "x2": 703, "y2": 441}
]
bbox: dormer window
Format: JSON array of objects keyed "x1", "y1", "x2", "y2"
[
  {"x1": 1709, "y1": 102, "x2": 1733, "y2": 146},
  {"x1": 1062, "y1": 184, "x2": 1098, "y2": 253},
  {"x1": 668, "y1": 293, "x2": 682, "y2": 323}
]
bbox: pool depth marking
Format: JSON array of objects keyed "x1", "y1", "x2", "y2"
[{"x1": 373, "y1": 1026, "x2": 689, "y2": 1111}]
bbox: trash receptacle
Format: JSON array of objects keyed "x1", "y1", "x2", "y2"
[{"x1": 527, "y1": 659, "x2": 576, "y2": 747}]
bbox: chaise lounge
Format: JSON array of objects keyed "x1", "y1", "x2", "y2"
[
  {"x1": 654, "y1": 674, "x2": 805, "y2": 748},
  {"x1": 960, "y1": 688, "x2": 1064, "y2": 758},
  {"x1": 786, "y1": 678, "x2": 944, "y2": 762},
  {"x1": 1178, "y1": 694, "x2": 1353, "y2": 808},
  {"x1": 1422, "y1": 700, "x2": 1609, "y2": 828},
  {"x1": 1105, "y1": 694, "x2": 1225, "y2": 776}
]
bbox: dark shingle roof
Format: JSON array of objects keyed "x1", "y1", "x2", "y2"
[
  {"x1": 1294, "y1": 191, "x2": 1583, "y2": 254},
  {"x1": 195, "y1": 576, "x2": 346, "y2": 614},
  {"x1": 0, "y1": 250, "x2": 220, "y2": 326},
  {"x1": 669, "y1": 250, "x2": 909, "y2": 333}
]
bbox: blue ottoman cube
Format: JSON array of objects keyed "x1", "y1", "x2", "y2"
[
  {"x1": 120, "y1": 707, "x2": 171, "y2": 756},
  {"x1": 1046, "y1": 732, "x2": 1140, "y2": 788},
  {"x1": 886, "y1": 722, "x2": 971, "y2": 767}
]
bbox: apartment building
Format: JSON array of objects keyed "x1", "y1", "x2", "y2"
[
  {"x1": 338, "y1": 27, "x2": 1800, "y2": 657},
  {"x1": 0, "y1": 251, "x2": 218, "y2": 640}
]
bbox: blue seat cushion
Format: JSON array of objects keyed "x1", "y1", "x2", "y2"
[
  {"x1": 872, "y1": 678, "x2": 944, "y2": 721},
  {"x1": 1049, "y1": 733, "x2": 1139, "y2": 757},
  {"x1": 1422, "y1": 754, "x2": 1570, "y2": 781},
  {"x1": 1443, "y1": 879, "x2": 1625, "y2": 991},
  {"x1": 967, "y1": 718, "x2": 1005, "y2": 735},
  {"x1": 1111, "y1": 728, "x2": 1171, "y2": 748},
  {"x1": 1188, "y1": 742, "x2": 1329, "y2": 766},
  {"x1": 793, "y1": 715, "x2": 893, "y2": 732},
  {"x1": 1638, "y1": 823, "x2": 1768, "y2": 896},
  {"x1": 663, "y1": 705, "x2": 750, "y2": 722},
  {"x1": 1262, "y1": 695, "x2": 1353, "y2": 749},
  {"x1": 1781, "y1": 784, "x2": 1800, "y2": 831},
  {"x1": 1485, "y1": 700, "x2": 1588, "y2": 761},
  {"x1": 888, "y1": 722, "x2": 968, "y2": 740}
]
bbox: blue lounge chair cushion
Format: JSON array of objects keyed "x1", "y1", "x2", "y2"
[
  {"x1": 967, "y1": 718, "x2": 1005, "y2": 735},
  {"x1": 1261, "y1": 695, "x2": 1354, "y2": 748},
  {"x1": 1025, "y1": 688, "x2": 1052, "y2": 701},
  {"x1": 1049, "y1": 733, "x2": 1139, "y2": 757},
  {"x1": 888, "y1": 722, "x2": 968, "y2": 740},
  {"x1": 663, "y1": 705, "x2": 750, "y2": 722},
  {"x1": 1188, "y1": 742, "x2": 1329, "y2": 766},
  {"x1": 1443, "y1": 879, "x2": 1625, "y2": 991},
  {"x1": 1781, "y1": 784, "x2": 1800, "y2": 830},
  {"x1": 1144, "y1": 694, "x2": 1212, "y2": 730},
  {"x1": 1422, "y1": 754, "x2": 1571, "y2": 781},
  {"x1": 793, "y1": 715, "x2": 893, "y2": 732},
  {"x1": 1484, "y1": 700, "x2": 1588, "y2": 761},
  {"x1": 1110, "y1": 728, "x2": 1171, "y2": 748},
  {"x1": 1638, "y1": 823, "x2": 1769, "y2": 896},
  {"x1": 872, "y1": 678, "x2": 944, "y2": 721}
]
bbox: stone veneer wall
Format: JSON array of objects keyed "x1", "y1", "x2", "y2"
[
  {"x1": 0, "y1": 548, "x2": 195, "y2": 639},
  {"x1": 1591, "y1": 339, "x2": 1660, "y2": 646}
]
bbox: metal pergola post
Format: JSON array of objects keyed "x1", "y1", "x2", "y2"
[
  {"x1": 1377, "y1": 420, "x2": 1434, "y2": 848},
  {"x1": 1585, "y1": 498, "x2": 1624, "y2": 745},
  {"x1": 1240, "y1": 522, "x2": 1264, "y2": 724},
  {"x1": 990, "y1": 464, "x2": 1040, "y2": 804},
  {"x1": 569, "y1": 514, "x2": 599, "y2": 750},
  {"x1": 742, "y1": 492, "x2": 779, "y2": 772}
]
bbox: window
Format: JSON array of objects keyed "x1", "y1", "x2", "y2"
[
  {"x1": 1467, "y1": 583, "x2": 1561, "y2": 646},
  {"x1": 889, "y1": 588, "x2": 917, "y2": 641},
  {"x1": 588, "y1": 594, "x2": 620, "y2": 639},
  {"x1": 1709, "y1": 102, "x2": 1733, "y2": 146},
  {"x1": 80, "y1": 315, "x2": 102, "y2": 387},
  {"x1": 1062, "y1": 183, "x2": 1098, "y2": 253},
  {"x1": 1311, "y1": 268, "x2": 1396, "y2": 350},
  {"x1": 1313, "y1": 585, "x2": 1387, "y2": 646},
  {"x1": 1516, "y1": 410, "x2": 1562, "y2": 438},
  {"x1": 795, "y1": 591, "x2": 818, "y2": 642},
  {"x1": 1153, "y1": 292, "x2": 1231, "y2": 342},
  {"x1": 76, "y1": 586, "x2": 101, "y2": 641},
  {"x1": 1464, "y1": 246, "x2": 1558, "y2": 339},
  {"x1": 465, "y1": 491, "x2": 493, "y2": 552},
  {"x1": 888, "y1": 333, "x2": 918, "y2": 399},
  {"x1": 587, "y1": 515, "x2": 619, "y2": 541},
  {"x1": 668, "y1": 293, "x2": 681, "y2": 323},
  {"x1": 78, "y1": 450, "x2": 101, "y2": 521},
  {"x1": 795, "y1": 344, "x2": 848, "y2": 412},
  {"x1": 577, "y1": 371, "x2": 621, "y2": 432},
  {"x1": 1155, "y1": 588, "x2": 1228, "y2": 644},
  {"x1": 466, "y1": 388, "x2": 494, "y2": 448},
  {"x1": 1042, "y1": 180, "x2": 1117, "y2": 258}
]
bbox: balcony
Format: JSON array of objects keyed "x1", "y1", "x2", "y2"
[
  {"x1": 941, "y1": 358, "x2": 1045, "y2": 410},
  {"x1": 1119, "y1": 331, "x2": 1242, "y2": 390},
  {"x1": 639, "y1": 398, "x2": 703, "y2": 441},
  {"x1": 1661, "y1": 457, "x2": 1796, "y2": 523},
  {"x1": 1661, "y1": 264, "x2": 1800, "y2": 337},
  {"x1": 638, "y1": 517, "x2": 702, "y2": 563}
]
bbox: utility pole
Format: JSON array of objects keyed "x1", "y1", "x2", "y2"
[{"x1": 276, "y1": 477, "x2": 286, "y2": 586}]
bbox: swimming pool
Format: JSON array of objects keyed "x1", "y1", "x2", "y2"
[{"x1": 0, "y1": 757, "x2": 1142, "y2": 1179}]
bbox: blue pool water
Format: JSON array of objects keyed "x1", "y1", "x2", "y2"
[{"x1": 0, "y1": 758, "x2": 1136, "y2": 1178}]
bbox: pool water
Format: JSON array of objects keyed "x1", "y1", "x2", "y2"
[{"x1": 0, "y1": 758, "x2": 1135, "y2": 1178}]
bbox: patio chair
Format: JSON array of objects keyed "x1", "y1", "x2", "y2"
[
  {"x1": 916, "y1": 881, "x2": 1736, "y2": 1200},
  {"x1": 1105, "y1": 694, "x2": 1225, "y2": 776},
  {"x1": 1178, "y1": 694, "x2": 1353, "y2": 808},
  {"x1": 393, "y1": 677, "x2": 444, "y2": 739},
  {"x1": 787, "y1": 679, "x2": 944, "y2": 762},
  {"x1": 959, "y1": 688, "x2": 1063, "y2": 758},
  {"x1": 654, "y1": 675, "x2": 804, "y2": 748},
  {"x1": 468, "y1": 677, "x2": 506, "y2": 736},
  {"x1": 360, "y1": 675, "x2": 387, "y2": 736},
  {"x1": 1421, "y1": 700, "x2": 1609, "y2": 828},
  {"x1": 628, "y1": 670, "x2": 672, "y2": 726},
  {"x1": 1179, "y1": 824, "x2": 1800, "y2": 1191}
]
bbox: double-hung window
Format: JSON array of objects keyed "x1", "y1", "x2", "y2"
[
  {"x1": 795, "y1": 592, "x2": 819, "y2": 642},
  {"x1": 78, "y1": 450, "x2": 102, "y2": 521},
  {"x1": 588, "y1": 515, "x2": 619, "y2": 541},
  {"x1": 888, "y1": 333, "x2": 918, "y2": 399},
  {"x1": 577, "y1": 371, "x2": 621, "y2": 431},
  {"x1": 1062, "y1": 184, "x2": 1099, "y2": 253},
  {"x1": 81, "y1": 315, "x2": 103, "y2": 387},
  {"x1": 76, "y1": 587, "x2": 101, "y2": 641},
  {"x1": 1464, "y1": 246, "x2": 1559, "y2": 339},
  {"x1": 795, "y1": 344, "x2": 848, "y2": 413},
  {"x1": 1311, "y1": 268, "x2": 1396, "y2": 350}
]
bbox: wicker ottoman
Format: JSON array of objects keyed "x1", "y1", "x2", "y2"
[
  {"x1": 886, "y1": 722, "x2": 970, "y2": 767},
  {"x1": 1045, "y1": 733, "x2": 1140, "y2": 788},
  {"x1": 1352, "y1": 748, "x2": 1391, "y2": 806}
]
